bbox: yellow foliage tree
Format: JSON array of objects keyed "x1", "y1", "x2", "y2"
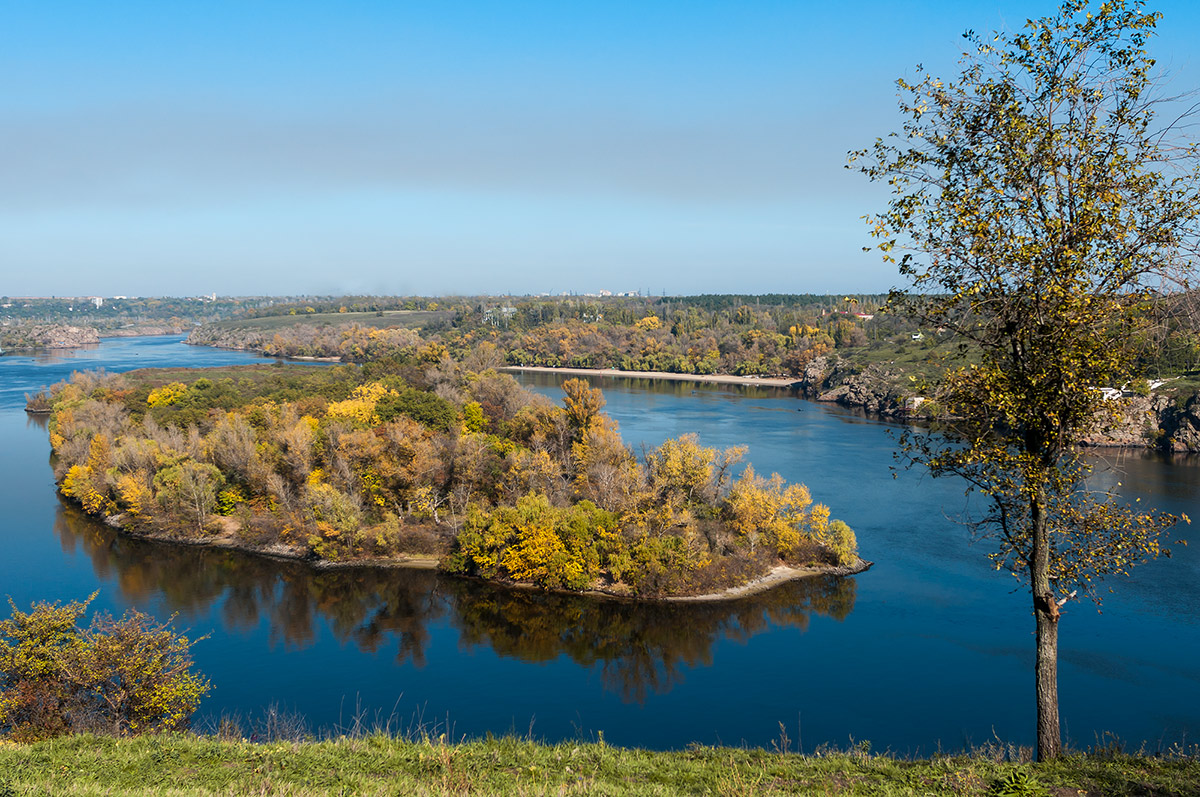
[
  {"x1": 146, "y1": 382, "x2": 187, "y2": 408},
  {"x1": 326, "y1": 382, "x2": 396, "y2": 425},
  {"x1": 115, "y1": 472, "x2": 152, "y2": 516},
  {"x1": 723, "y1": 466, "x2": 855, "y2": 564},
  {"x1": 561, "y1": 378, "x2": 605, "y2": 434},
  {"x1": 646, "y1": 434, "x2": 743, "y2": 510}
]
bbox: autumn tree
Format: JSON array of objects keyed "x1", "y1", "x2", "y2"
[
  {"x1": 154, "y1": 460, "x2": 225, "y2": 532},
  {"x1": 0, "y1": 595, "x2": 209, "y2": 740},
  {"x1": 561, "y1": 378, "x2": 606, "y2": 434},
  {"x1": 854, "y1": 0, "x2": 1198, "y2": 759}
]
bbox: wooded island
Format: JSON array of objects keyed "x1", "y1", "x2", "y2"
[{"x1": 37, "y1": 356, "x2": 861, "y2": 599}]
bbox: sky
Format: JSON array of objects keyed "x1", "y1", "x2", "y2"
[{"x1": 2, "y1": 1, "x2": 1199, "y2": 298}]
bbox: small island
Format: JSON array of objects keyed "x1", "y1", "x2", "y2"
[{"x1": 37, "y1": 358, "x2": 864, "y2": 599}]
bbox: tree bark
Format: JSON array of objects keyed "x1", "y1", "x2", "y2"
[{"x1": 1030, "y1": 492, "x2": 1062, "y2": 761}]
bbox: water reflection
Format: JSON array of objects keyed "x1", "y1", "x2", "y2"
[
  {"x1": 54, "y1": 502, "x2": 442, "y2": 663},
  {"x1": 54, "y1": 501, "x2": 856, "y2": 703},
  {"x1": 447, "y1": 576, "x2": 855, "y2": 702}
]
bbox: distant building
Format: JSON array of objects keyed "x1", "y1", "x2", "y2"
[
  {"x1": 90, "y1": 297, "x2": 104, "y2": 308},
  {"x1": 483, "y1": 306, "x2": 518, "y2": 327}
]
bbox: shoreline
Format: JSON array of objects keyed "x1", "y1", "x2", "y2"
[
  {"x1": 663, "y1": 559, "x2": 873, "y2": 602},
  {"x1": 502, "y1": 365, "x2": 801, "y2": 388},
  {"x1": 85, "y1": 506, "x2": 865, "y2": 602},
  {"x1": 174, "y1": 339, "x2": 1198, "y2": 453},
  {"x1": 98, "y1": 511, "x2": 441, "y2": 570}
]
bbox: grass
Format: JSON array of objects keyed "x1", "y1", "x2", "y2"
[
  {"x1": 0, "y1": 733, "x2": 1197, "y2": 796},
  {"x1": 841, "y1": 336, "x2": 982, "y2": 383},
  {"x1": 208, "y1": 310, "x2": 454, "y2": 332},
  {"x1": 119, "y1": 363, "x2": 339, "y2": 386},
  {"x1": 1157, "y1": 373, "x2": 1200, "y2": 402}
]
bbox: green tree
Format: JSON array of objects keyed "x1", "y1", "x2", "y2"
[
  {"x1": 154, "y1": 460, "x2": 225, "y2": 532},
  {"x1": 854, "y1": 0, "x2": 1196, "y2": 760}
]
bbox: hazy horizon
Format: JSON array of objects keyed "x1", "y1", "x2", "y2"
[{"x1": 4, "y1": 1, "x2": 1198, "y2": 297}]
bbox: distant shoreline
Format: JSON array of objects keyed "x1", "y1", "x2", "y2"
[{"x1": 502, "y1": 365, "x2": 801, "y2": 388}]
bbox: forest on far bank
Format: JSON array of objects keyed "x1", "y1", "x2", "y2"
[{"x1": 183, "y1": 291, "x2": 1200, "y2": 386}]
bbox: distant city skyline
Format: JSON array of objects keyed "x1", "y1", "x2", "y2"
[{"x1": 3, "y1": 1, "x2": 1198, "y2": 297}]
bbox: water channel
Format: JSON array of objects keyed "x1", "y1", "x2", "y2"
[{"x1": 1, "y1": 336, "x2": 1196, "y2": 752}]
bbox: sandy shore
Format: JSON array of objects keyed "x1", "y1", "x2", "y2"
[
  {"x1": 663, "y1": 559, "x2": 873, "y2": 602},
  {"x1": 502, "y1": 365, "x2": 800, "y2": 388}
]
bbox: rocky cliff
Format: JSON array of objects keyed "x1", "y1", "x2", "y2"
[
  {"x1": 796, "y1": 355, "x2": 1200, "y2": 453},
  {"x1": 0, "y1": 324, "x2": 100, "y2": 351},
  {"x1": 793, "y1": 356, "x2": 914, "y2": 417},
  {"x1": 1135, "y1": 393, "x2": 1200, "y2": 452}
]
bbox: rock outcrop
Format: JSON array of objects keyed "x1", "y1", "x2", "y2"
[
  {"x1": 794, "y1": 356, "x2": 913, "y2": 417},
  {"x1": 1079, "y1": 395, "x2": 1162, "y2": 449},
  {"x1": 1149, "y1": 392, "x2": 1200, "y2": 452},
  {"x1": 795, "y1": 354, "x2": 1200, "y2": 453},
  {"x1": 0, "y1": 324, "x2": 100, "y2": 351}
]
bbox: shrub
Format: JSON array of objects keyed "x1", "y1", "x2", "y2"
[
  {"x1": 375, "y1": 388, "x2": 458, "y2": 432},
  {"x1": 0, "y1": 595, "x2": 209, "y2": 741},
  {"x1": 23, "y1": 390, "x2": 52, "y2": 413},
  {"x1": 216, "y1": 485, "x2": 246, "y2": 516}
]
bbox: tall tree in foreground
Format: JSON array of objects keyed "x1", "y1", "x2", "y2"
[{"x1": 853, "y1": 0, "x2": 1197, "y2": 760}]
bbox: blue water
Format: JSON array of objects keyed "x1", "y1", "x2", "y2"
[{"x1": 1, "y1": 337, "x2": 1196, "y2": 751}]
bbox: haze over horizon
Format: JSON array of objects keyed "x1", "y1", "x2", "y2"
[{"x1": 4, "y1": 1, "x2": 1198, "y2": 298}]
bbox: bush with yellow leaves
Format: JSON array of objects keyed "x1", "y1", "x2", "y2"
[{"x1": 0, "y1": 595, "x2": 209, "y2": 741}]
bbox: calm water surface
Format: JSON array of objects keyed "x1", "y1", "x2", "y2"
[{"x1": 1, "y1": 337, "x2": 1196, "y2": 751}]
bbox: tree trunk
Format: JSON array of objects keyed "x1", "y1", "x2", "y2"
[
  {"x1": 1030, "y1": 492, "x2": 1062, "y2": 761},
  {"x1": 1033, "y1": 590, "x2": 1060, "y2": 760}
]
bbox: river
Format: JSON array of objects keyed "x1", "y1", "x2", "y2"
[{"x1": 1, "y1": 336, "x2": 1196, "y2": 752}]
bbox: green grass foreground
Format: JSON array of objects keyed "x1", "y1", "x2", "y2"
[{"x1": 0, "y1": 735, "x2": 1197, "y2": 796}]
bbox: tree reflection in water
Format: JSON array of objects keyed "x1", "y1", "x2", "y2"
[
  {"x1": 54, "y1": 502, "x2": 442, "y2": 665},
  {"x1": 445, "y1": 576, "x2": 855, "y2": 703},
  {"x1": 56, "y1": 502, "x2": 856, "y2": 703}
]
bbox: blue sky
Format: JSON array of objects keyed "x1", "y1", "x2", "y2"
[{"x1": 2, "y1": 1, "x2": 1198, "y2": 297}]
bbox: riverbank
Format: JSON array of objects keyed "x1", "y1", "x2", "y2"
[
  {"x1": 503, "y1": 365, "x2": 801, "y2": 388},
  {"x1": 3, "y1": 733, "x2": 1196, "y2": 796},
  {"x1": 665, "y1": 560, "x2": 872, "y2": 602},
  {"x1": 91, "y1": 508, "x2": 863, "y2": 602},
  {"x1": 0, "y1": 323, "x2": 100, "y2": 352},
  {"x1": 99, "y1": 510, "x2": 443, "y2": 570},
  {"x1": 507, "y1": 361, "x2": 1200, "y2": 453}
]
